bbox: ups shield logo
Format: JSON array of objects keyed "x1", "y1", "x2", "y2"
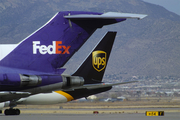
[{"x1": 92, "y1": 51, "x2": 106, "y2": 72}]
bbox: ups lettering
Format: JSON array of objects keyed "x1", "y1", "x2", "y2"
[
  {"x1": 92, "y1": 50, "x2": 106, "y2": 72},
  {"x1": 93, "y1": 57, "x2": 106, "y2": 68}
]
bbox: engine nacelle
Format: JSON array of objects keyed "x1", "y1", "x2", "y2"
[
  {"x1": 0, "y1": 73, "x2": 42, "y2": 87},
  {"x1": 0, "y1": 101, "x2": 10, "y2": 110},
  {"x1": 19, "y1": 74, "x2": 42, "y2": 86},
  {"x1": 61, "y1": 75, "x2": 84, "y2": 88},
  {"x1": 0, "y1": 102, "x2": 5, "y2": 110}
]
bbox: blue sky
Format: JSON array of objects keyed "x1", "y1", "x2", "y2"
[{"x1": 143, "y1": 0, "x2": 180, "y2": 15}]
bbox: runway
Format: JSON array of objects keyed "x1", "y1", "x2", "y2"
[
  {"x1": 0, "y1": 113, "x2": 180, "y2": 120},
  {"x1": 1, "y1": 104, "x2": 180, "y2": 120},
  {"x1": 7, "y1": 107, "x2": 180, "y2": 114}
]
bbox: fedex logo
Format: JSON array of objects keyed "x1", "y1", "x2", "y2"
[{"x1": 33, "y1": 41, "x2": 71, "y2": 54}]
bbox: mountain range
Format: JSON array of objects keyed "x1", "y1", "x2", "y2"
[{"x1": 0, "y1": 0, "x2": 180, "y2": 79}]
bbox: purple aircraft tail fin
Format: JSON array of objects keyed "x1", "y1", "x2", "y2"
[{"x1": 0, "y1": 11, "x2": 146, "y2": 73}]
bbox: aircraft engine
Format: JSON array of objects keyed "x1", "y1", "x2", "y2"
[
  {"x1": 19, "y1": 74, "x2": 42, "y2": 86},
  {"x1": 0, "y1": 73, "x2": 42, "y2": 87},
  {"x1": 61, "y1": 75, "x2": 84, "y2": 88},
  {"x1": 0, "y1": 102, "x2": 5, "y2": 110}
]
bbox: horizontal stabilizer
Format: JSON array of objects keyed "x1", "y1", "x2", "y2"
[
  {"x1": 64, "y1": 12, "x2": 147, "y2": 20},
  {"x1": 63, "y1": 81, "x2": 138, "y2": 91}
]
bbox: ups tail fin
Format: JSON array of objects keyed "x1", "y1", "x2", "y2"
[{"x1": 72, "y1": 31, "x2": 117, "y2": 84}]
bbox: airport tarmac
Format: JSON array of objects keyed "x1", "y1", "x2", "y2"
[
  {"x1": 9, "y1": 107, "x2": 180, "y2": 114},
  {"x1": 1, "y1": 102, "x2": 180, "y2": 119},
  {"x1": 0, "y1": 113, "x2": 180, "y2": 120}
]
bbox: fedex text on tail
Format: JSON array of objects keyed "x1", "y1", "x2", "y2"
[{"x1": 33, "y1": 41, "x2": 71, "y2": 55}]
